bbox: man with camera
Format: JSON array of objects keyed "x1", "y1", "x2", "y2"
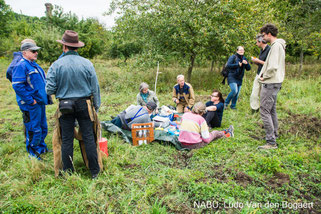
[{"x1": 250, "y1": 34, "x2": 271, "y2": 113}]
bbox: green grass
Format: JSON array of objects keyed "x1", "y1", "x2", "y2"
[{"x1": 0, "y1": 57, "x2": 320, "y2": 213}]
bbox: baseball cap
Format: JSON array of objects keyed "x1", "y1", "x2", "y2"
[{"x1": 21, "y1": 42, "x2": 41, "y2": 51}]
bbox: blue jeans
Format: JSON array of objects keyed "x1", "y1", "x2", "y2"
[{"x1": 225, "y1": 83, "x2": 242, "y2": 108}]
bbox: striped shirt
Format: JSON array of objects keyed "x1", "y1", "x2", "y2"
[{"x1": 178, "y1": 112, "x2": 213, "y2": 144}]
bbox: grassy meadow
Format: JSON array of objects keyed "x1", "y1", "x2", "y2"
[{"x1": 0, "y1": 57, "x2": 320, "y2": 213}]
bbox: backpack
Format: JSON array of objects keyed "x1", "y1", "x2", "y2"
[{"x1": 221, "y1": 54, "x2": 237, "y2": 85}]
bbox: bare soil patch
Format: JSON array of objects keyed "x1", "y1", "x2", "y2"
[
  {"x1": 280, "y1": 112, "x2": 321, "y2": 140},
  {"x1": 267, "y1": 172, "x2": 290, "y2": 188}
]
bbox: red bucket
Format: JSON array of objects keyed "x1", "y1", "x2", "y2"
[{"x1": 99, "y1": 138, "x2": 108, "y2": 157}]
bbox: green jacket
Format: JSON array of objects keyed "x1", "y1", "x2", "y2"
[{"x1": 136, "y1": 90, "x2": 159, "y2": 107}]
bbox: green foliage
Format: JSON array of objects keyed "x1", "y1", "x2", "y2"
[
  {"x1": 254, "y1": 156, "x2": 282, "y2": 174},
  {"x1": 33, "y1": 27, "x2": 62, "y2": 63},
  {"x1": 307, "y1": 32, "x2": 321, "y2": 58},
  {"x1": 0, "y1": 0, "x2": 13, "y2": 36},
  {"x1": 0, "y1": 3, "x2": 110, "y2": 61},
  {"x1": 109, "y1": 41, "x2": 142, "y2": 61},
  {"x1": 280, "y1": 0, "x2": 321, "y2": 59},
  {"x1": 107, "y1": 0, "x2": 321, "y2": 80}
]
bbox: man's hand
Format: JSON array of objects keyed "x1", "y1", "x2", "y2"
[
  {"x1": 260, "y1": 77, "x2": 264, "y2": 81},
  {"x1": 242, "y1": 60, "x2": 248, "y2": 64},
  {"x1": 32, "y1": 99, "x2": 37, "y2": 105},
  {"x1": 239, "y1": 62, "x2": 242, "y2": 67},
  {"x1": 251, "y1": 57, "x2": 258, "y2": 64},
  {"x1": 173, "y1": 98, "x2": 179, "y2": 104}
]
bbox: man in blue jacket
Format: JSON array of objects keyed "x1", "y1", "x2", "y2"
[
  {"x1": 6, "y1": 39, "x2": 37, "y2": 143},
  {"x1": 6, "y1": 39, "x2": 36, "y2": 83},
  {"x1": 12, "y1": 41, "x2": 50, "y2": 160}
]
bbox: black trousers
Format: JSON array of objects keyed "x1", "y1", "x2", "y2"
[
  {"x1": 59, "y1": 99, "x2": 100, "y2": 176},
  {"x1": 203, "y1": 111, "x2": 221, "y2": 128}
]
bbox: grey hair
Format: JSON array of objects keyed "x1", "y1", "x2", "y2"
[
  {"x1": 177, "y1": 74, "x2": 184, "y2": 80},
  {"x1": 192, "y1": 102, "x2": 206, "y2": 115},
  {"x1": 21, "y1": 39, "x2": 36, "y2": 45},
  {"x1": 139, "y1": 82, "x2": 149, "y2": 92},
  {"x1": 256, "y1": 34, "x2": 267, "y2": 44},
  {"x1": 237, "y1": 46, "x2": 244, "y2": 51}
]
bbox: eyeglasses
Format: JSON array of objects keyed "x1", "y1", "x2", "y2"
[{"x1": 29, "y1": 50, "x2": 38, "y2": 53}]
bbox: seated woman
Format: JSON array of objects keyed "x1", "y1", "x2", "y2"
[
  {"x1": 203, "y1": 90, "x2": 224, "y2": 128},
  {"x1": 137, "y1": 82, "x2": 159, "y2": 113},
  {"x1": 178, "y1": 102, "x2": 234, "y2": 149}
]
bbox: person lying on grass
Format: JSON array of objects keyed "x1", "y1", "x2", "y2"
[
  {"x1": 111, "y1": 101, "x2": 157, "y2": 130},
  {"x1": 203, "y1": 89, "x2": 225, "y2": 128},
  {"x1": 178, "y1": 102, "x2": 234, "y2": 149}
]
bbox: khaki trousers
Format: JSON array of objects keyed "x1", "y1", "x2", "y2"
[{"x1": 176, "y1": 101, "x2": 188, "y2": 113}]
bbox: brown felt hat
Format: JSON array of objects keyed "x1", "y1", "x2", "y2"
[{"x1": 56, "y1": 30, "x2": 84, "y2": 47}]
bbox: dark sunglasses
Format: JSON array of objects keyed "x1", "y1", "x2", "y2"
[{"x1": 29, "y1": 50, "x2": 38, "y2": 53}]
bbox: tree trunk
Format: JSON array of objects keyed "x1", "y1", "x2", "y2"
[
  {"x1": 299, "y1": 48, "x2": 304, "y2": 72},
  {"x1": 187, "y1": 53, "x2": 196, "y2": 83},
  {"x1": 210, "y1": 59, "x2": 215, "y2": 73}
]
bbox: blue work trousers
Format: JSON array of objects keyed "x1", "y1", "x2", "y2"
[{"x1": 22, "y1": 103, "x2": 48, "y2": 159}]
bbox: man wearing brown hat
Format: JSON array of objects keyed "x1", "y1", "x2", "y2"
[{"x1": 46, "y1": 30, "x2": 101, "y2": 178}]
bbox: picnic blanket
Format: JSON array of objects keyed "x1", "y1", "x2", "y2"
[{"x1": 101, "y1": 121, "x2": 185, "y2": 150}]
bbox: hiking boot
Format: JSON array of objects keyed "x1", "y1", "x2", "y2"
[{"x1": 258, "y1": 143, "x2": 278, "y2": 149}]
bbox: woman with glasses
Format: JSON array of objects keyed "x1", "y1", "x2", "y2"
[
  {"x1": 203, "y1": 90, "x2": 225, "y2": 128},
  {"x1": 225, "y1": 46, "x2": 251, "y2": 109}
]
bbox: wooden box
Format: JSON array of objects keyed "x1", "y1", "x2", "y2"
[{"x1": 131, "y1": 122, "x2": 154, "y2": 146}]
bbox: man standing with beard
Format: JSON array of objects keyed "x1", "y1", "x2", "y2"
[{"x1": 257, "y1": 24, "x2": 286, "y2": 149}]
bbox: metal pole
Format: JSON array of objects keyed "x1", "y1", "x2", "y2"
[{"x1": 154, "y1": 61, "x2": 160, "y2": 94}]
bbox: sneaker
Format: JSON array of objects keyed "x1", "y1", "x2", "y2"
[
  {"x1": 251, "y1": 109, "x2": 259, "y2": 114},
  {"x1": 227, "y1": 125, "x2": 234, "y2": 137},
  {"x1": 258, "y1": 143, "x2": 278, "y2": 149}
]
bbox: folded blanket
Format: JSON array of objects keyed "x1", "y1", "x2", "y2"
[{"x1": 101, "y1": 121, "x2": 186, "y2": 150}]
